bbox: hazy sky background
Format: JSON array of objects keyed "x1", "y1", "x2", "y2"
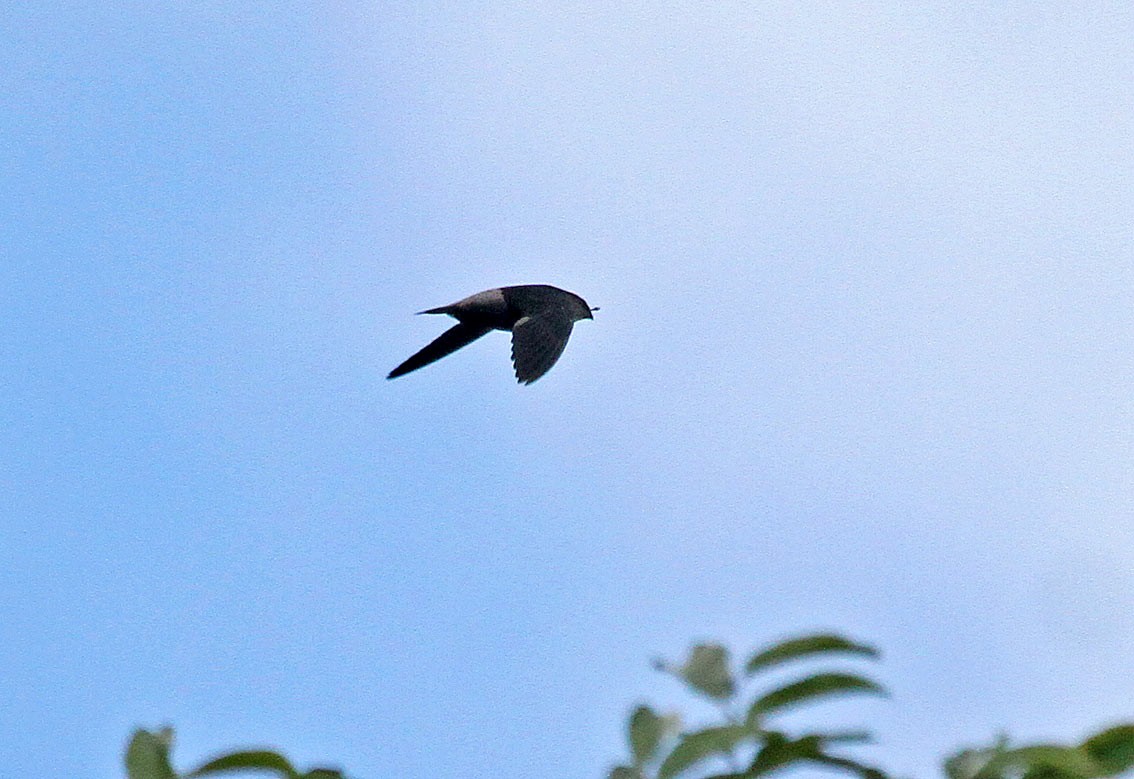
[{"x1": 3, "y1": 3, "x2": 1132, "y2": 777}]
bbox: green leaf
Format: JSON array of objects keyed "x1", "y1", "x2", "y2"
[
  {"x1": 629, "y1": 705, "x2": 666, "y2": 766},
  {"x1": 301, "y1": 770, "x2": 344, "y2": 779},
  {"x1": 817, "y1": 731, "x2": 874, "y2": 745},
  {"x1": 978, "y1": 746, "x2": 1101, "y2": 779},
  {"x1": 677, "y1": 644, "x2": 735, "y2": 700},
  {"x1": 945, "y1": 736, "x2": 1011, "y2": 779},
  {"x1": 747, "y1": 733, "x2": 885, "y2": 779},
  {"x1": 125, "y1": 729, "x2": 177, "y2": 779},
  {"x1": 1023, "y1": 766, "x2": 1084, "y2": 779},
  {"x1": 186, "y1": 750, "x2": 300, "y2": 778},
  {"x1": 1082, "y1": 725, "x2": 1134, "y2": 775},
  {"x1": 610, "y1": 767, "x2": 644, "y2": 779},
  {"x1": 945, "y1": 749, "x2": 992, "y2": 779},
  {"x1": 658, "y1": 725, "x2": 749, "y2": 779},
  {"x1": 748, "y1": 732, "x2": 820, "y2": 776},
  {"x1": 746, "y1": 635, "x2": 878, "y2": 676},
  {"x1": 807, "y1": 752, "x2": 888, "y2": 779},
  {"x1": 748, "y1": 673, "x2": 886, "y2": 723}
]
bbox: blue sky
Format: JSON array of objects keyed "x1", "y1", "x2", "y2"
[{"x1": 2, "y1": 3, "x2": 1132, "y2": 777}]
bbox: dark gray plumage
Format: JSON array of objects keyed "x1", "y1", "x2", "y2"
[{"x1": 388, "y1": 284, "x2": 597, "y2": 384}]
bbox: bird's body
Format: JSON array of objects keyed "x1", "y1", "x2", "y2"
[{"x1": 388, "y1": 284, "x2": 596, "y2": 384}]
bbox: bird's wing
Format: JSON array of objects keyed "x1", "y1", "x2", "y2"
[
  {"x1": 511, "y1": 314, "x2": 574, "y2": 384},
  {"x1": 387, "y1": 322, "x2": 492, "y2": 379}
]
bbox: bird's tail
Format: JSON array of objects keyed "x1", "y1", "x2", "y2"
[
  {"x1": 416, "y1": 305, "x2": 452, "y2": 315},
  {"x1": 387, "y1": 323, "x2": 492, "y2": 379}
]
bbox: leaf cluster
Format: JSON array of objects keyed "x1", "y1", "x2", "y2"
[
  {"x1": 610, "y1": 633, "x2": 888, "y2": 779},
  {"x1": 126, "y1": 728, "x2": 344, "y2": 779},
  {"x1": 121, "y1": 634, "x2": 1134, "y2": 779},
  {"x1": 945, "y1": 726, "x2": 1134, "y2": 779}
]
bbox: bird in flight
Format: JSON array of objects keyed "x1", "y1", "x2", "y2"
[{"x1": 388, "y1": 284, "x2": 597, "y2": 384}]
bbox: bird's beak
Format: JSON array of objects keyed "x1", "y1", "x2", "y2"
[{"x1": 588, "y1": 306, "x2": 600, "y2": 319}]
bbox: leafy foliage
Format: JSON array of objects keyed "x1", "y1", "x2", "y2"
[
  {"x1": 746, "y1": 732, "x2": 885, "y2": 779},
  {"x1": 125, "y1": 728, "x2": 343, "y2": 779},
  {"x1": 945, "y1": 725, "x2": 1134, "y2": 779},
  {"x1": 1084, "y1": 726, "x2": 1134, "y2": 776},
  {"x1": 659, "y1": 644, "x2": 736, "y2": 701},
  {"x1": 618, "y1": 632, "x2": 888, "y2": 779},
  {"x1": 126, "y1": 729, "x2": 177, "y2": 779},
  {"x1": 657, "y1": 725, "x2": 749, "y2": 779},
  {"x1": 124, "y1": 634, "x2": 1133, "y2": 779},
  {"x1": 745, "y1": 635, "x2": 878, "y2": 676},
  {"x1": 746, "y1": 672, "x2": 886, "y2": 722},
  {"x1": 630, "y1": 705, "x2": 679, "y2": 767},
  {"x1": 610, "y1": 768, "x2": 647, "y2": 779}
]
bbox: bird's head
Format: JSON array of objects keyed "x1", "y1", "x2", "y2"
[{"x1": 565, "y1": 291, "x2": 598, "y2": 322}]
